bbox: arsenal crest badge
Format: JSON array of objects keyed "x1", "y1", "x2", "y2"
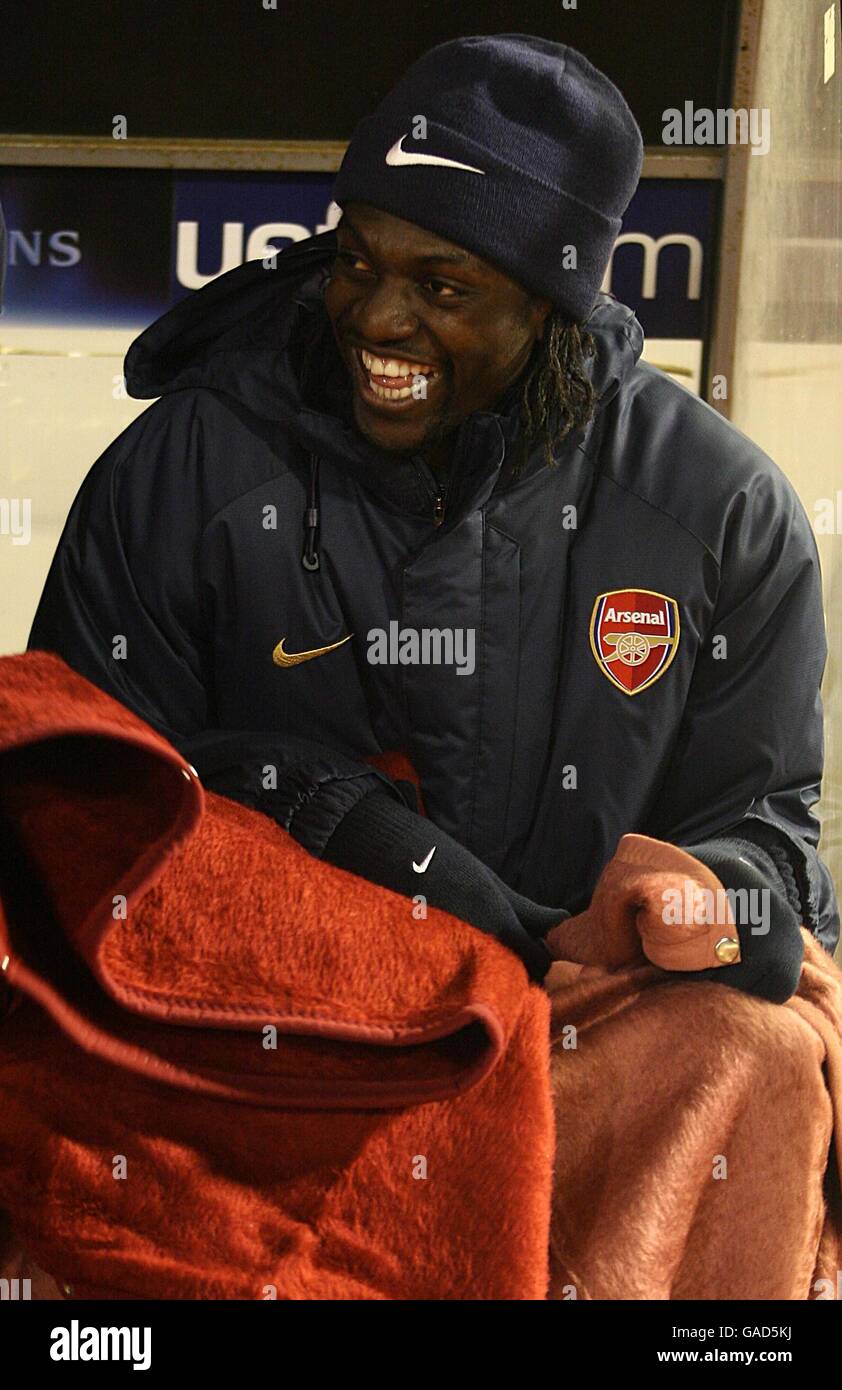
[{"x1": 589, "y1": 589, "x2": 680, "y2": 696}]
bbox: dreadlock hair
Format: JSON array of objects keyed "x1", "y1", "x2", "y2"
[{"x1": 510, "y1": 309, "x2": 598, "y2": 477}]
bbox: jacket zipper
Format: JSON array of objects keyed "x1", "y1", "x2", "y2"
[
  {"x1": 412, "y1": 456, "x2": 448, "y2": 527},
  {"x1": 413, "y1": 457, "x2": 455, "y2": 528}
]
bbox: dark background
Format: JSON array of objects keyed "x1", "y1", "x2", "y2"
[{"x1": 1, "y1": 0, "x2": 739, "y2": 144}]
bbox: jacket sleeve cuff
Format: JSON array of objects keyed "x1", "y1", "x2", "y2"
[
  {"x1": 675, "y1": 834, "x2": 805, "y2": 1002},
  {"x1": 273, "y1": 763, "x2": 414, "y2": 858},
  {"x1": 682, "y1": 832, "x2": 800, "y2": 921}
]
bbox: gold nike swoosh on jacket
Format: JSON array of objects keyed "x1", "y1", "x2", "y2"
[{"x1": 272, "y1": 634, "x2": 354, "y2": 667}]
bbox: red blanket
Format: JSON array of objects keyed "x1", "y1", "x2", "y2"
[
  {"x1": 3, "y1": 651, "x2": 841, "y2": 1301},
  {"x1": 0, "y1": 652, "x2": 552, "y2": 1299}
]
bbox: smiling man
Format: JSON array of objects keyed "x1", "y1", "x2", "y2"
[{"x1": 28, "y1": 34, "x2": 837, "y2": 995}]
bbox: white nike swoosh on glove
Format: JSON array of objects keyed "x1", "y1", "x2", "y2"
[{"x1": 412, "y1": 846, "x2": 437, "y2": 873}]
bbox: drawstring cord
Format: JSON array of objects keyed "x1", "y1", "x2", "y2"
[
  {"x1": 302, "y1": 451, "x2": 320, "y2": 571},
  {"x1": 300, "y1": 439, "x2": 469, "y2": 566}
]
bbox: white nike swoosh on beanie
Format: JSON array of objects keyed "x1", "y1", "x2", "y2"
[{"x1": 385, "y1": 134, "x2": 486, "y2": 175}]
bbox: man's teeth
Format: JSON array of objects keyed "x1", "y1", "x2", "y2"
[
  {"x1": 360, "y1": 348, "x2": 437, "y2": 377},
  {"x1": 359, "y1": 348, "x2": 439, "y2": 400}
]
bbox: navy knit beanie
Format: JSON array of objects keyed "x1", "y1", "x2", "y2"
[{"x1": 332, "y1": 34, "x2": 644, "y2": 324}]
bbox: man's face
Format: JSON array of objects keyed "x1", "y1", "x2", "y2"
[{"x1": 322, "y1": 202, "x2": 551, "y2": 457}]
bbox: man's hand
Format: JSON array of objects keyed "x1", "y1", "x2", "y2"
[
  {"x1": 322, "y1": 791, "x2": 555, "y2": 981},
  {"x1": 544, "y1": 833, "x2": 804, "y2": 1002}
]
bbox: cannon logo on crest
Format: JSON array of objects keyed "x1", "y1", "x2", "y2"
[{"x1": 589, "y1": 589, "x2": 680, "y2": 696}]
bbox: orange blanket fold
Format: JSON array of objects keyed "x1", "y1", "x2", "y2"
[
  {"x1": 0, "y1": 651, "x2": 552, "y2": 1299},
  {"x1": 545, "y1": 933, "x2": 842, "y2": 1300}
]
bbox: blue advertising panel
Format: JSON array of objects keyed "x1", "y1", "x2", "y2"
[
  {"x1": 0, "y1": 167, "x2": 719, "y2": 340},
  {"x1": 605, "y1": 178, "x2": 718, "y2": 340}
]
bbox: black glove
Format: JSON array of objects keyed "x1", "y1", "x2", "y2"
[
  {"x1": 322, "y1": 792, "x2": 563, "y2": 982},
  {"x1": 678, "y1": 836, "x2": 804, "y2": 1003}
]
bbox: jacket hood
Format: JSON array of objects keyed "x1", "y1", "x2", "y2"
[{"x1": 124, "y1": 229, "x2": 644, "y2": 505}]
